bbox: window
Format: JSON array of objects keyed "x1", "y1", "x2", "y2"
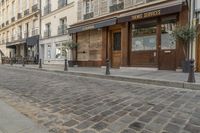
[
  {"x1": 161, "y1": 18, "x2": 176, "y2": 50},
  {"x1": 18, "y1": 0, "x2": 22, "y2": 13},
  {"x1": 132, "y1": 24, "x2": 157, "y2": 51},
  {"x1": 84, "y1": 0, "x2": 94, "y2": 14},
  {"x1": 12, "y1": 1, "x2": 15, "y2": 17},
  {"x1": 47, "y1": 44, "x2": 51, "y2": 58},
  {"x1": 55, "y1": 44, "x2": 62, "y2": 59}
]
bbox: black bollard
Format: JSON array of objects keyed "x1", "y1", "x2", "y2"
[
  {"x1": 39, "y1": 59, "x2": 42, "y2": 68},
  {"x1": 187, "y1": 59, "x2": 195, "y2": 83},
  {"x1": 64, "y1": 59, "x2": 68, "y2": 71},
  {"x1": 22, "y1": 58, "x2": 25, "y2": 67},
  {"x1": 105, "y1": 59, "x2": 110, "y2": 75}
]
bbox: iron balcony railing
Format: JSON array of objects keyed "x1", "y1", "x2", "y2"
[
  {"x1": 32, "y1": 4, "x2": 38, "y2": 12},
  {"x1": 44, "y1": 29, "x2": 51, "y2": 38},
  {"x1": 32, "y1": 28, "x2": 39, "y2": 36},
  {"x1": 2, "y1": 23, "x2": 5, "y2": 28},
  {"x1": 43, "y1": 3, "x2": 51, "y2": 15},
  {"x1": 17, "y1": 33, "x2": 23, "y2": 41},
  {"x1": 58, "y1": 0, "x2": 68, "y2": 8},
  {"x1": 24, "y1": 9, "x2": 30, "y2": 16},
  {"x1": 110, "y1": 2, "x2": 124, "y2": 13},
  {"x1": 6, "y1": 20, "x2": 9, "y2": 25},
  {"x1": 84, "y1": 12, "x2": 94, "y2": 20},
  {"x1": 17, "y1": 13, "x2": 22, "y2": 19},
  {"x1": 11, "y1": 17, "x2": 15, "y2": 22},
  {"x1": 58, "y1": 24, "x2": 68, "y2": 35}
]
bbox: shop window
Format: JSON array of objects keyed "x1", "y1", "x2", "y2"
[
  {"x1": 113, "y1": 32, "x2": 121, "y2": 51},
  {"x1": 132, "y1": 25, "x2": 157, "y2": 51},
  {"x1": 55, "y1": 44, "x2": 62, "y2": 59},
  {"x1": 47, "y1": 45, "x2": 51, "y2": 58},
  {"x1": 161, "y1": 21, "x2": 176, "y2": 50}
]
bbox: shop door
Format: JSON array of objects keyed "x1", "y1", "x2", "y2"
[
  {"x1": 159, "y1": 23, "x2": 176, "y2": 70},
  {"x1": 112, "y1": 31, "x2": 121, "y2": 68}
]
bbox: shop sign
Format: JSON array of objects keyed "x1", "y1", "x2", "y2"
[{"x1": 132, "y1": 10, "x2": 161, "y2": 20}]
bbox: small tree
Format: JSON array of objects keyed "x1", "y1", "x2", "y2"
[
  {"x1": 172, "y1": 25, "x2": 197, "y2": 60},
  {"x1": 62, "y1": 41, "x2": 78, "y2": 60}
]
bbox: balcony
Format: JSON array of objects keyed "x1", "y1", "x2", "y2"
[
  {"x1": 32, "y1": 4, "x2": 38, "y2": 12},
  {"x1": 6, "y1": 20, "x2": 9, "y2": 25},
  {"x1": 2, "y1": 23, "x2": 5, "y2": 28},
  {"x1": 58, "y1": 0, "x2": 68, "y2": 8},
  {"x1": 84, "y1": 12, "x2": 94, "y2": 20},
  {"x1": 44, "y1": 30, "x2": 51, "y2": 38},
  {"x1": 43, "y1": 4, "x2": 51, "y2": 15},
  {"x1": 24, "y1": 9, "x2": 30, "y2": 16},
  {"x1": 17, "y1": 34, "x2": 23, "y2": 41},
  {"x1": 17, "y1": 13, "x2": 22, "y2": 19},
  {"x1": 24, "y1": 32, "x2": 29, "y2": 39},
  {"x1": 32, "y1": 28, "x2": 39, "y2": 36},
  {"x1": 11, "y1": 17, "x2": 15, "y2": 22},
  {"x1": 58, "y1": 24, "x2": 68, "y2": 35},
  {"x1": 110, "y1": 2, "x2": 124, "y2": 13}
]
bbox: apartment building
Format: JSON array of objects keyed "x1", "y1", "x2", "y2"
[
  {"x1": 69, "y1": 0, "x2": 188, "y2": 70},
  {"x1": 0, "y1": 0, "x2": 40, "y2": 62},
  {"x1": 39, "y1": 0, "x2": 77, "y2": 64}
]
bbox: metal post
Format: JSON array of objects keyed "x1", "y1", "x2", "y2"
[
  {"x1": 39, "y1": 59, "x2": 42, "y2": 68},
  {"x1": 22, "y1": 58, "x2": 25, "y2": 67},
  {"x1": 64, "y1": 59, "x2": 68, "y2": 71},
  {"x1": 188, "y1": 59, "x2": 196, "y2": 83},
  {"x1": 105, "y1": 59, "x2": 110, "y2": 75}
]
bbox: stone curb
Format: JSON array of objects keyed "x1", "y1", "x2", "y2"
[{"x1": 3, "y1": 65, "x2": 200, "y2": 90}]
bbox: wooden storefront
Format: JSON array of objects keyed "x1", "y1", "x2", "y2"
[{"x1": 69, "y1": 1, "x2": 188, "y2": 70}]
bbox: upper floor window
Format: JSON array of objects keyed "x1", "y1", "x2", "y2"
[
  {"x1": 84, "y1": 0, "x2": 94, "y2": 14},
  {"x1": 110, "y1": 0, "x2": 123, "y2": 5}
]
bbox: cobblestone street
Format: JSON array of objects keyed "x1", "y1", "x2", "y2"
[{"x1": 0, "y1": 66, "x2": 200, "y2": 133}]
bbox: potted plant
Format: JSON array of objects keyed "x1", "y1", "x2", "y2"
[
  {"x1": 62, "y1": 41, "x2": 78, "y2": 67},
  {"x1": 172, "y1": 25, "x2": 197, "y2": 72}
]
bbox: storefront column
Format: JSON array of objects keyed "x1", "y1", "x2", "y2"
[
  {"x1": 102, "y1": 27, "x2": 108, "y2": 66},
  {"x1": 121, "y1": 22, "x2": 129, "y2": 66},
  {"x1": 157, "y1": 19, "x2": 161, "y2": 69}
]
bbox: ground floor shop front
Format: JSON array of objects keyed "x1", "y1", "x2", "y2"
[
  {"x1": 39, "y1": 35, "x2": 72, "y2": 65},
  {"x1": 69, "y1": 2, "x2": 187, "y2": 70}
]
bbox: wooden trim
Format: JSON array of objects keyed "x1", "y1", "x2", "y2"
[{"x1": 157, "y1": 18, "x2": 161, "y2": 70}]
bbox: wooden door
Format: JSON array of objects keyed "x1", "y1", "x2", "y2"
[
  {"x1": 111, "y1": 31, "x2": 121, "y2": 68},
  {"x1": 159, "y1": 49, "x2": 176, "y2": 70}
]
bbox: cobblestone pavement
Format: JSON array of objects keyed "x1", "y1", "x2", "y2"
[{"x1": 0, "y1": 66, "x2": 200, "y2": 133}]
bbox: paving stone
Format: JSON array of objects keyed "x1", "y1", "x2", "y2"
[
  {"x1": 76, "y1": 120, "x2": 94, "y2": 130},
  {"x1": 184, "y1": 123, "x2": 200, "y2": 133},
  {"x1": 91, "y1": 121, "x2": 108, "y2": 131},
  {"x1": 164, "y1": 123, "x2": 181, "y2": 133},
  {"x1": 129, "y1": 121, "x2": 145, "y2": 131},
  {"x1": 65, "y1": 128, "x2": 79, "y2": 133},
  {"x1": 63, "y1": 119, "x2": 79, "y2": 127},
  {"x1": 108, "y1": 121, "x2": 127, "y2": 132},
  {"x1": 80, "y1": 130, "x2": 96, "y2": 133},
  {"x1": 120, "y1": 128, "x2": 137, "y2": 133}
]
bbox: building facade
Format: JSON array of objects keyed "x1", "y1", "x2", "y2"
[
  {"x1": 39, "y1": 0, "x2": 77, "y2": 64},
  {"x1": 69, "y1": 0, "x2": 188, "y2": 70},
  {"x1": 0, "y1": 0, "x2": 40, "y2": 63}
]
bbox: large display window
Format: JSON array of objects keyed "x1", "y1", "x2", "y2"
[{"x1": 132, "y1": 24, "x2": 157, "y2": 51}]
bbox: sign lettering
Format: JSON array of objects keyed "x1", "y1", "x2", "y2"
[{"x1": 132, "y1": 10, "x2": 161, "y2": 20}]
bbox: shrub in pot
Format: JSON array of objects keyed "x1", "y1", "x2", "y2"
[
  {"x1": 62, "y1": 41, "x2": 78, "y2": 67},
  {"x1": 172, "y1": 25, "x2": 197, "y2": 72}
]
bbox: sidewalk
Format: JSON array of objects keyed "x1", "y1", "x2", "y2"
[
  {"x1": 0, "y1": 100, "x2": 48, "y2": 133},
  {"x1": 2, "y1": 64, "x2": 200, "y2": 90}
]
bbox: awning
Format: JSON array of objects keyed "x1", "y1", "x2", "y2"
[
  {"x1": 118, "y1": 1, "x2": 183, "y2": 23},
  {"x1": 68, "y1": 18, "x2": 117, "y2": 34},
  {"x1": 26, "y1": 35, "x2": 39, "y2": 47},
  {"x1": 6, "y1": 40, "x2": 26, "y2": 48}
]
